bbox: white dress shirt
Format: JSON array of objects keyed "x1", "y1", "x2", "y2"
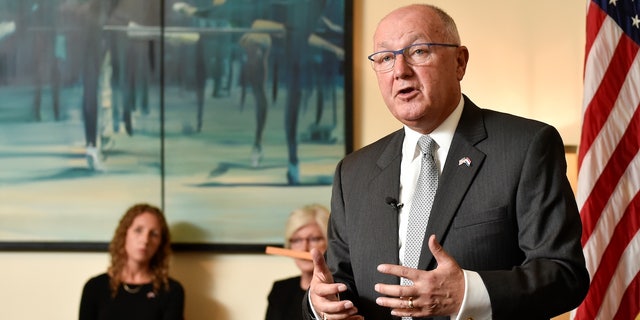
[{"x1": 398, "y1": 96, "x2": 492, "y2": 320}]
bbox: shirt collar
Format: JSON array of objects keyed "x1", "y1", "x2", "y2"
[{"x1": 403, "y1": 95, "x2": 465, "y2": 161}]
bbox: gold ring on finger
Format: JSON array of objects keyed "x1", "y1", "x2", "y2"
[{"x1": 407, "y1": 296, "x2": 414, "y2": 309}]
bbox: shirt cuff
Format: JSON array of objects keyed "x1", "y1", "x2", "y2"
[
  {"x1": 452, "y1": 270, "x2": 492, "y2": 320},
  {"x1": 308, "y1": 291, "x2": 322, "y2": 320}
]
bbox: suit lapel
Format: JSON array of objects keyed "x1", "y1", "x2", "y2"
[
  {"x1": 369, "y1": 130, "x2": 404, "y2": 267},
  {"x1": 418, "y1": 97, "x2": 488, "y2": 270}
]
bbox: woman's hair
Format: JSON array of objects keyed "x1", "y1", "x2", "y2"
[
  {"x1": 107, "y1": 203, "x2": 172, "y2": 297},
  {"x1": 284, "y1": 204, "x2": 330, "y2": 248}
]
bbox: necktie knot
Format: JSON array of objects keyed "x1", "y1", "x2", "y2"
[{"x1": 418, "y1": 135, "x2": 436, "y2": 158}]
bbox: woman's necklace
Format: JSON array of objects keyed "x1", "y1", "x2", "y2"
[{"x1": 123, "y1": 283, "x2": 142, "y2": 294}]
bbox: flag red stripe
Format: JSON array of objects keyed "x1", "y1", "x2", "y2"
[
  {"x1": 584, "y1": 1, "x2": 607, "y2": 67},
  {"x1": 578, "y1": 36, "x2": 639, "y2": 169},
  {"x1": 575, "y1": 1, "x2": 640, "y2": 319},
  {"x1": 612, "y1": 271, "x2": 640, "y2": 320},
  {"x1": 580, "y1": 104, "x2": 640, "y2": 245},
  {"x1": 575, "y1": 192, "x2": 640, "y2": 319}
]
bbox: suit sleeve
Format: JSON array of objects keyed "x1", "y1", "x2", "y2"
[
  {"x1": 327, "y1": 159, "x2": 358, "y2": 294},
  {"x1": 301, "y1": 158, "x2": 361, "y2": 320},
  {"x1": 301, "y1": 159, "x2": 352, "y2": 320},
  {"x1": 477, "y1": 125, "x2": 589, "y2": 319}
]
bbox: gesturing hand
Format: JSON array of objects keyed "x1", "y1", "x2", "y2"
[
  {"x1": 374, "y1": 235, "x2": 465, "y2": 318},
  {"x1": 308, "y1": 248, "x2": 363, "y2": 320}
]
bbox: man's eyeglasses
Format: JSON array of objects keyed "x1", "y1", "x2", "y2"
[
  {"x1": 289, "y1": 236, "x2": 325, "y2": 246},
  {"x1": 367, "y1": 42, "x2": 459, "y2": 72}
]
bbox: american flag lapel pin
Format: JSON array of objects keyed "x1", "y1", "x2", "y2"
[{"x1": 458, "y1": 157, "x2": 471, "y2": 167}]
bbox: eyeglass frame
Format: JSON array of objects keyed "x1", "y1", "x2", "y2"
[
  {"x1": 367, "y1": 42, "x2": 460, "y2": 72},
  {"x1": 288, "y1": 236, "x2": 325, "y2": 247}
]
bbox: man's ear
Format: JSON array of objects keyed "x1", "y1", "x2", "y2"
[{"x1": 456, "y1": 46, "x2": 469, "y2": 81}]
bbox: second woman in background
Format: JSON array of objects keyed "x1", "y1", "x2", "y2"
[{"x1": 265, "y1": 204, "x2": 330, "y2": 320}]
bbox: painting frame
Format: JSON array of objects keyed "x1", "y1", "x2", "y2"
[{"x1": 0, "y1": 0, "x2": 353, "y2": 252}]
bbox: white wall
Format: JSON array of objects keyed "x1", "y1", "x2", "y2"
[
  {"x1": 0, "y1": 251, "x2": 299, "y2": 320},
  {"x1": 0, "y1": 1, "x2": 585, "y2": 319},
  {"x1": 354, "y1": 0, "x2": 585, "y2": 148}
]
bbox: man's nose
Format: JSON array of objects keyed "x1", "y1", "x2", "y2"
[{"x1": 393, "y1": 54, "x2": 413, "y2": 77}]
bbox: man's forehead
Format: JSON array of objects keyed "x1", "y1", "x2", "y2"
[{"x1": 373, "y1": 29, "x2": 434, "y2": 50}]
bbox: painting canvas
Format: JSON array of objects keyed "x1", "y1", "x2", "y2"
[{"x1": 0, "y1": 0, "x2": 351, "y2": 250}]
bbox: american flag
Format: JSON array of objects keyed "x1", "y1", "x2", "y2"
[{"x1": 572, "y1": 0, "x2": 640, "y2": 319}]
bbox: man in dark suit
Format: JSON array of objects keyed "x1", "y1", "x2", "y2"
[{"x1": 304, "y1": 4, "x2": 589, "y2": 320}]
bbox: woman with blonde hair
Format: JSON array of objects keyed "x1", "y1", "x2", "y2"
[
  {"x1": 79, "y1": 203, "x2": 184, "y2": 320},
  {"x1": 265, "y1": 203, "x2": 330, "y2": 320}
]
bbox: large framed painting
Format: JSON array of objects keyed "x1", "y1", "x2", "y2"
[{"x1": 0, "y1": 0, "x2": 352, "y2": 251}]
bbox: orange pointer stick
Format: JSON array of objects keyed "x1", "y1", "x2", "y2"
[{"x1": 265, "y1": 246, "x2": 313, "y2": 261}]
